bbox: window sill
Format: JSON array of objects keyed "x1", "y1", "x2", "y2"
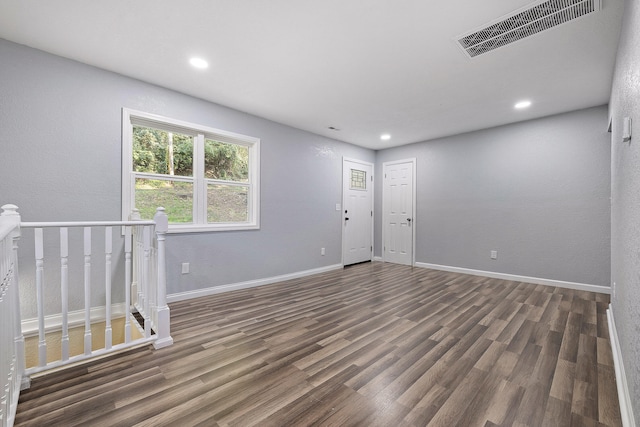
[{"x1": 167, "y1": 223, "x2": 260, "y2": 234}]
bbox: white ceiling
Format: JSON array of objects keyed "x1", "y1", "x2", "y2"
[{"x1": 0, "y1": 0, "x2": 624, "y2": 149}]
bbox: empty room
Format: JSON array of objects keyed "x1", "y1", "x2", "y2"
[{"x1": 0, "y1": 0, "x2": 638, "y2": 426}]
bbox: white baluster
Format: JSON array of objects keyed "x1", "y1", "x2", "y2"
[
  {"x1": 149, "y1": 240, "x2": 157, "y2": 329},
  {"x1": 135, "y1": 225, "x2": 144, "y2": 313},
  {"x1": 34, "y1": 228, "x2": 46, "y2": 367},
  {"x1": 124, "y1": 225, "x2": 132, "y2": 343},
  {"x1": 129, "y1": 209, "x2": 140, "y2": 309},
  {"x1": 60, "y1": 228, "x2": 69, "y2": 361},
  {"x1": 153, "y1": 208, "x2": 173, "y2": 348},
  {"x1": 139, "y1": 227, "x2": 144, "y2": 312},
  {"x1": 104, "y1": 227, "x2": 112, "y2": 350},
  {"x1": 83, "y1": 227, "x2": 92, "y2": 356},
  {"x1": 142, "y1": 226, "x2": 151, "y2": 338}
]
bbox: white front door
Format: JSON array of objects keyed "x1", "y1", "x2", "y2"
[
  {"x1": 383, "y1": 159, "x2": 415, "y2": 266},
  {"x1": 343, "y1": 159, "x2": 373, "y2": 266}
]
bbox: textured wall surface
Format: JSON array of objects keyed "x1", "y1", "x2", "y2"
[
  {"x1": 0, "y1": 39, "x2": 374, "y2": 316},
  {"x1": 608, "y1": 0, "x2": 640, "y2": 420},
  {"x1": 375, "y1": 106, "x2": 611, "y2": 286}
]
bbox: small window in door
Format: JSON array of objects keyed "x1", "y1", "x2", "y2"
[{"x1": 350, "y1": 169, "x2": 367, "y2": 190}]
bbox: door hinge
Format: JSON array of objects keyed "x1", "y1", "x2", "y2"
[
  {"x1": 371, "y1": 246, "x2": 373, "y2": 252},
  {"x1": 371, "y1": 211, "x2": 373, "y2": 217}
]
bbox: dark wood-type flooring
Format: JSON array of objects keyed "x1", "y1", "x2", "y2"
[{"x1": 15, "y1": 263, "x2": 622, "y2": 426}]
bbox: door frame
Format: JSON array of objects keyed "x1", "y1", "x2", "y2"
[
  {"x1": 342, "y1": 157, "x2": 374, "y2": 266},
  {"x1": 382, "y1": 158, "x2": 417, "y2": 266}
]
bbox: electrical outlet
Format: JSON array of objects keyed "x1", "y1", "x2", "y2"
[
  {"x1": 490, "y1": 250, "x2": 498, "y2": 260},
  {"x1": 321, "y1": 248, "x2": 325, "y2": 256},
  {"x1": 181, "y1": 262, "x2": 190, "y2": 274}
]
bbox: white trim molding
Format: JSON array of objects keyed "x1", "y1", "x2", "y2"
[
  {"x1": 607, "y1": 305, "x2": 636, "y2": 427},
  {"x1": 167, "y1": 264, "x2": 343, "y2": 303},
  {"x1": 415, "y1": 262, "x2": 611, "y2": 294}
]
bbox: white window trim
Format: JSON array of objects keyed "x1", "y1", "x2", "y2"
[{"x1": 122, "y1": 108, "x2": 260, "y2": 233}]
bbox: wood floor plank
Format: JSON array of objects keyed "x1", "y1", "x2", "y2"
[
  {"x1": 474, "y1": 340, "x2": 507, "y2": 372},
  {"x1": 484, "y1": 379, "x2": 526, "y2": 426},
  {"x1": 572, "y1": 379, "x2": 599, "y2": 421},
  {"x1": 598, "y1": 363, "x2": 623, "y2": 426},
  {"x1": 14, "y1": 263, "x2": 622, "y2": 426},
  {"x1": 456, "y1": 373, "x2": 504, "y2": 427},
  {"x1": 541, "y1": 396, "x2": 572, "y2": 427},
  {"x1": 390, "y1": 335, "x2": 462, "y2": 406},
  {"x1": 549, "y1": 358, "x2": 577, "y2": 403},
  {"x1": 425, "y1": 367, "x2": 490, "y2": 426}
]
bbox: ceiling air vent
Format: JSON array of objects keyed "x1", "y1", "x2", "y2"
[{"x1": 456, "y1": 0, "x2": 601, "y2": 58}]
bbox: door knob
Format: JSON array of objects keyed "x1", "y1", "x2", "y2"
[{"x1": 407, "y1": 218, "x2": 411, "y2": 222}]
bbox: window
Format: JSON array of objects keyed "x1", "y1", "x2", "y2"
[
  {"x1": 122, "y1": 109, "x2": 260, "y2": 232},
  {"x1": 350, "y1": 169, "x2": 367, "y2": 190}
]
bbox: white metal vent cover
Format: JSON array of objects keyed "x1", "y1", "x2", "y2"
[{"x1": 456, "y1": 0, "x2": 601, "y2": 58}]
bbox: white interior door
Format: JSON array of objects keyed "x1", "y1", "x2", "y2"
[
  {"x1": 383, "y1": 159, "x2": 415, "y2": 266},
  {"x1": 343, "y1": 159, "x2": 373, "y2": 266}
]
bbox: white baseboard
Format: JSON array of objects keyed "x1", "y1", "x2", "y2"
[
  {"x1": 373, "y1": 256, "x2": 383, "y2": 262},
  {"x1": 607, "y1": 305, "x2": 636, "y2": 427},
  {"x1": 21, "y1": 303, "x2": 127, "y2": 337},
  {"x1": 167, "y1": 264, "x2": 344, "y2": 303},
  {"x1": 414, "y1": 262, "x2": 611, "y2": 294}
]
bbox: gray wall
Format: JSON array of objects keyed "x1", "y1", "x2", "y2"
[
  {"x1": 375, "y1": 106, "x2": 611, "y2": 286},
  {"x1": 609, "y1": 0, "x2": 640, "y2": 420},
  {"x1": 0, "y1": 39, "x2": 374, "y2": 315}
]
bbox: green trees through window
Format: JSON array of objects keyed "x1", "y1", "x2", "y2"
[
  {"x1": 130, "y1": 123, "x2": 256, "y2": 226},
  {"x1": 204, "y1": 139, "x2": 248, "y2": 182},
  {"x1": 133, "y1": 127, "x2": 249, "y2": 180}
]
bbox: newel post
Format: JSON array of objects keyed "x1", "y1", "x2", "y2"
[
  {"x1": 1, "y1": 204, "x2": 29, "y2": 390},
  {"x1": 152, "y1": 207, "x2": 173, "y2": 349},
  {"x1": 129, "y1": 208, "x2": 141, "y2": 221}
]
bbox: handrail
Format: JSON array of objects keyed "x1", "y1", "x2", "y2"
[{"x1": 21, "y1": 220, "x2": 155, "y2": 228}]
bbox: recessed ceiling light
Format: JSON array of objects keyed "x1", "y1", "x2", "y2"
[
  {"x1": 189, "y1": 57, "x2": 209, "y2": 69},
  {"x1": 514, "y1": 100, "x2": 532, "y2": 109},
  {"x1": 380, "y1": 134, "x2": 391, "y2": 141}
]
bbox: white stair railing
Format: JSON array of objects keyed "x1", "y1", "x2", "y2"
[
  {"x1": 130, "y1": 208, "x2": 172, "y2": 348},
  {"x1": 0, "y1": 204, "x2": 172, "y2": 414},
  {"x1": 0, "y1": 205, "x2": 25, "y2": 427}
]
